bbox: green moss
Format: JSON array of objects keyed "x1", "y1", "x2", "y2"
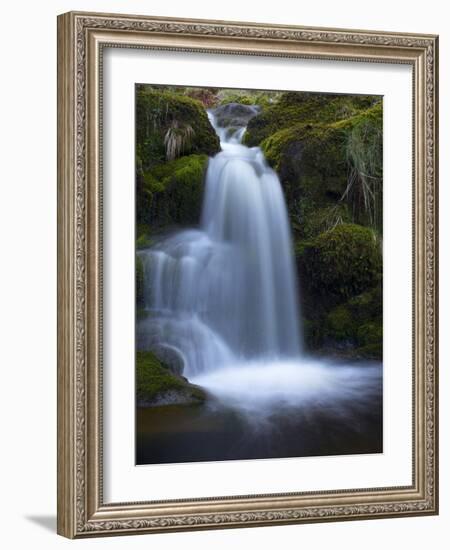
[
  {"x1": 138, "y1": 154, "x2": 209, "y2": 228},
  {"x1": 136, "y1": 233, "x2": 152, "y2": 249},
  {"x1": 217, "y1": 89, "x2": 280, "y2": 108},
  {"x1": 137, "y1": 351, "x2": 184, "y2": 400},
  {"x1": 296, "y1": 224, "x2": 382, "y2": 357},
  {"x1": 142, "y1": 171, "x2": 165, "y2": 193},
  {"x1": 136, "y1": 86, "x2": 220, "y2": 170},
  {"x1": 344, "y1": 104, "x2": 383, "y2": 231},
  {"x1": 326, "y1": 305, "x2": 355, "y2": 341},
  {"x1": 261, "y1": 120, "x2": 348, "y2": 232},
  {"x1": 355, "y1": 342, "x2": 383, "y2": 358},
  {"x1": 219, "y1": 94, "x2": 254, "y2": 106},
  {"x1": 135, "y1": 86, "x2": 219, "y2": 230},
  {"x1": 324, "y1": 304, "x2": 382, "y2": 357},
  {"x1": 243, "y1": 101, "x2": 383, "y2": 238},
  {"x1": 307, "y1": 283, "x2": 383, "y2": 358},
  {"x1": 301, "y1": 223, "x2": 381, "y2": 303},
  {"x1": 294, "y1": 203, "x2": 352, "y2": 239},
  {"x1": 348, "y1": 284, "x2": 383, "y2": 320},
  {"x1": 136, "y1": 351, "x2": 206, "y2": 405},
  {"x1": 261, "y1": 103, "x2": 381, "y2": 175},
  {"x1": 357, "y1": 322, "x2": 382, "y2": 346},
  {"x1": 244, "y1": 92, "x2": 380, "y2": 146}
]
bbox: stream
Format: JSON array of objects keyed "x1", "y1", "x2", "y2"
[{"x1": 136, "y1": 102, "x2": 382, "y2": 465}]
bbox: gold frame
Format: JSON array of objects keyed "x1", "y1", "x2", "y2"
[{"x1": 57, "y1": 11, "x2": 439, "y2": 538}]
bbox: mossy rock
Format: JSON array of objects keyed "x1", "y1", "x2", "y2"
[
  {"x1": 219, "y1": 94, "x2": 255, "y2": 106},
  {"x1": 260, "y1": 103, "x2": 382, "y2": 208},
  {"x1": 316, "y1": 284, "x2": 383, "y2": 359},
  {"x1": 348, "y1": 284, "x2": 383, "y2": 320},
  {"x1": 135, "y1": 85, "x2": 219, "y2": 232},
  {"x1": 244, "y1": 99, "x2": 382, "y2": 238},
  {"x1": 355, "y1": 342, "x2": 383, "y2": 359},
  {"x1": 244, "y1": 91, "x2": 380, "y2": 146},
  {"x1": 357, "y1": 322, "x2": 382, "y2": 346},
  {"x1": 217, "y1": 89, "x2": 280, "y2": 108},
  {"x1": 137, "y1": 154, "x2": 209, "y2": 229},
  {"x1": 292, "y1": 203, "x2": 353, "y2": 239},
  {"x1": 324, "y1": 306, "x2": 382, "y2": 359},
  {"x1": 300, "y1": 223, "x2": 381, "y2": 305},
  {"x1": 296, "y1": 224, "x2": 382, "y2": 357},
  {"x1": 136, "y1": 351, "x2": 207, "y2": 407},
  {"x1": 326, "y1": 304, "x2": 355, "y2": 342},
  {"x1": 136, "y1": 232, "x2": 153, "y2": 250},
  {"x1": 136, "y1": 86, "x2": 220, "y2": 171}
]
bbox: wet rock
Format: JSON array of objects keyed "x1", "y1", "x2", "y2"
[
  {"x1": 151, "y1": 344, "x2": 185, "y2": 376},
  {"x1": 136, "y1": 351, "x2": 207, "y2": 408},
  {"x1": 210, "y1": 102, "x2": 260, "y2": 129}
]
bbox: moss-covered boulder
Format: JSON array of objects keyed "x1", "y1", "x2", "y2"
[
  {"x1": 136, "y1": 231, "x2": 153, "y2": 250},
  {"x1": 261, "y1": 103, "x2": 382, "y2": 229},
  {"x1": 356, "y1": 322, "x2": 383, "y2": 358},
  {"x1": 261, "y1": 121, "x2": 349, "y2": 223},
  {"x1": 136, "y1": 86, "x2": 220, "y2": 171},
  {"x1": 296, "y1": 223, "x2": 382, "y2": 357},
  {"x1": 243, "y1": 94, "x2": 382, "y2": 238},
  {"x1": 295, "y1": 203, "x2": 352, "y2": 238},
  {"x1": 135, "y1": 86, "x2": 220, "y2": 233},
  {"x1": 136, "y1": 351, "x2": 207, "y2": 407},
  {"x1": 217, "y1": 89, "x2": 280, "y2": 109},
  {"x1": 300, "y1": 284, "x2": 382, "y2": 359},
  {"x1": 150, "y1": 344, "x2": 185, "y2": 376},
  {"x1": 323, "y1": 284, "x2": 383, "y2": 359},
  {"x1": 244, "y1": 91, "x2": 379, "y2": 147},
  {"x1": 137, "y1": 154, "x2": 209, "y2": 233},
  {"x1": 299, "y1": 223, "x2": 381, "y2": 304}
]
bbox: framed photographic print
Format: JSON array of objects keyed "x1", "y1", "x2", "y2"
[{"x1": 57, "y1": 11, "x2": 439, "y2": 538}]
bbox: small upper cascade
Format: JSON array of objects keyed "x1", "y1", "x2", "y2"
[{"x1": 207, "y1": 102, "x2": 261, "y2": 144}]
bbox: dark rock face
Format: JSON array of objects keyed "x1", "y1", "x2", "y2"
[
  {"x1": 138, "y1": 387, "x2": 206, "y2": 407},
  {"x1": 210, "y1": 102, "x2": 260, "y2": 129}
]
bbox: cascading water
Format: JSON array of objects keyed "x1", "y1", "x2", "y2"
[
  {"x1": 138, "y1": 103, "x2": 302, "y2": 377},
  {"x1": 136, "y1": 100, "x2": 383, "y2": 464}
]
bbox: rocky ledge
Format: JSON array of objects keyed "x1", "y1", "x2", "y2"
[{"x1": 136, "y1": 350, "x2": 207, "y2": 408}]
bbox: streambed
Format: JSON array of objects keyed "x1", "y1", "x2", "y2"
[{"x1": 136, "y1": 358, "x2": 382, "y2": 464}]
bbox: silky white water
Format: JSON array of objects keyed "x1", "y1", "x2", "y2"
[
  {"x1": 138, "y1": 102, "x2": 381, "y2": 413},
  {"x1": 191, "y1": 360, "x2": 381, "y2": 422},
  {"x1": 139, "y1": 103, "x2": 301, "y2": 376}
]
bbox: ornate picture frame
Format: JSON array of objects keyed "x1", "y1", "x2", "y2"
[{"x1": 57, "y1": 11, "x2": 439, "y2": 538}]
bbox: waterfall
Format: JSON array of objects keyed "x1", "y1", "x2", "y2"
[{"x1": 139, "y1": 103, "x2": 302, "y2": 377}]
